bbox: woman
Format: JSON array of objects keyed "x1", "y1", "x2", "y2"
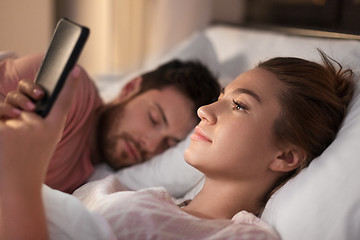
[
  {"x1": 0, "y1": 51, "x2": 354, "y2": 239},
  {"x1": 183, "y1": 50, "x2": 354, "y2": 218}
]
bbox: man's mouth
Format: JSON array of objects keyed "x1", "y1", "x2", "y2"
[{"x1": 124, "y1": 139, "x2": 142, "y2": 164}]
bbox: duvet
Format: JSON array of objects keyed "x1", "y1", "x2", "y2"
[{"x1": 44, "y1": 175, "x2": 280, "y2": 240}]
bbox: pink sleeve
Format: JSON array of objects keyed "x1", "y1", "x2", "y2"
[{"x1": 0, "y1": 53, "x2": 44, "y2": 97}]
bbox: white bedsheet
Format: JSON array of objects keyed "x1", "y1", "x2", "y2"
[
  {"x1": 43, "y1": 185, "x2": 115, "y2": 240},
  {"x1": 43, "y1": 176, "x2": 280, "y2": 239},
  {"x1": 74, "y1": 176, "x2": 281, "y2": 240}
]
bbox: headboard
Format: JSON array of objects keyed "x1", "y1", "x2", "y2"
[
  {"x1": 244, "y1": 0, "x2": 360, "y2": 34},
  {"x1": 213, "y1": 0, "x2": 360, "y2": 39}
]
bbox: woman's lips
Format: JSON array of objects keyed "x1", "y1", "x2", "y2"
[{"x1": 191, "y1": 126, "x2": 212, "y2": 142}]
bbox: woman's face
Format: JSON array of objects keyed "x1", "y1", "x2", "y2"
[{"x1": 184, "y1": 68, "x2": 285, "y2": 181}]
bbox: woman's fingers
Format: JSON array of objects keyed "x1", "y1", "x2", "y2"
[
  {"x1": 0, "y1": 79, "x2": 45, "y2": 119},
  {"x1": 0, "y1": 91, "x2": 33, "y2": 119},
  {"x1": 8, "y1": 79, "x2": 45, "y2": 112},
  {"x1": 1, "y1": 65, "x2": 79, "y2": 123},
  {"x1": 17, "y1": 79, "x2": 44, "y2": 101},
  {"x1": 0, "y1": 102, "x2": 21, "y2": 118},
  {"x1": 5, "y1": 90, "x2": 36, "y2": 111}
]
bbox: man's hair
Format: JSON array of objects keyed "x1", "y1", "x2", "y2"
[{"x1": 138, "y1": 59, "x2": 221, "y2": 117}]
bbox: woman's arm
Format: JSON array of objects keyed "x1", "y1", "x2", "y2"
[
  {"x1": 0, "y1": 67, "x2": 79, "y2": 240},
  {"x1": 0, "y1": 184, "x2": 47, "y2": 240}
]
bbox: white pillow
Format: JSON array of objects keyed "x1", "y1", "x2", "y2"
[
  {"x1": 90, "y1": 32, "x2": 219, "y2": 198},
  {"x1": 260, "y1": 71, "x2": 360, "y2": 240}
]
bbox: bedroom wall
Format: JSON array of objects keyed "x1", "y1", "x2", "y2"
[
  {"x1": 54, "y1": 0, "x2": 215, "y2": 78},
  {"x1": 0, "y1": 0, "x2": 246, "y2": 79},
  {"x1": 212, "y1": 0, "x2": 246, "y2": 24},
  {"x1": 54, "y1": 0, "x2": 115, "y2": 80},
  {"x1": 0, "y1": 0, "x2": 53, "y2": 57},
  {"x1": 141, "y1": 0, "x2": 213, "y2": 69},
  {"x1": 112, "y1": 0, "x2": 246, "y2": 75}
]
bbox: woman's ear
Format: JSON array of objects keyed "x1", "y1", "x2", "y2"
[
  {"x1": 114, "y1": 76, "x2": 142, "y2": 103},
  {"x1": 269, "y1": 146, "x2": 306, "y2": 173}
]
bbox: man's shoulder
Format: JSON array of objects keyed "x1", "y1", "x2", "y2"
[
  {"x1": 0, "y1": 53, "x2": 43, "y2": 95},
  {"x1": 66, "y1": 67, "x2": 103, "y2": 121}
]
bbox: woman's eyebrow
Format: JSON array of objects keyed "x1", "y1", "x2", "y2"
[{"x1": 233, "y1": 88, "x2": 262, "y2": 103}]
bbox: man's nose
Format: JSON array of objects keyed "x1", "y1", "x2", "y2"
[{"x1": 140, "y1": 131, "x2": 163, "y2": 154}]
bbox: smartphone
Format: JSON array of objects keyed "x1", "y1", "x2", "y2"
[{"x1": 34, "y1": 18, "x2": 89, "y2": 117}]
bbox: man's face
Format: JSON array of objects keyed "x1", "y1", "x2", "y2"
[{"x1": 97, "y1": 86, "x2": 198, "y2": 169}]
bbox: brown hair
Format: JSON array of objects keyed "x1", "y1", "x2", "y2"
[
  {"x1": 258, "y1": 50, "x2": 354, "y2": 198},
  {"x1": 137, "y1": 60, "x2": 221, "y2": 118}
]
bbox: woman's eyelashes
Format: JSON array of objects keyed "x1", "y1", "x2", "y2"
[
  {"x1": 217, "y1": 93, "x2": 250, "y2": 112},
  {"x1": 232, "y1": 99, "x2": 249, "y2": 111}
]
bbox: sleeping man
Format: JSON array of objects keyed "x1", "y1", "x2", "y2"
[{"x1": 0, "y1": 53, "x2": 220, "y2": 193}]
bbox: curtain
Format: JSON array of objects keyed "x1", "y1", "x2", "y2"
[{"x1": 54, "y1": 0, "x2": 212, "y2": 77}]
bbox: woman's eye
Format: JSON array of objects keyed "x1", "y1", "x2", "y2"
[{"x1": 232, "y1": 100, "x2": 248, "y2": 111}]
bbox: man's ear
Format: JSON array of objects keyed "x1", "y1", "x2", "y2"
[
  {"x1": 114, "y1": 76, "x2": 142, "y2": 103},
  {"x1": 269, "y1": 146, "x2": 306, "y2": 173}
]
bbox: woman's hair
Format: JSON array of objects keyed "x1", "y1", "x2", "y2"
[{"x1": 258, "y1": 50, "x2": 354, "y2": 198}]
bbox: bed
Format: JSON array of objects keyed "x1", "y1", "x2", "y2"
[
  {"x1": 92, "y1": 25, "x2": 360, "y2": 237},
  {"x1": 40, "y1": 3, "x2": 360, "y2": 239}
]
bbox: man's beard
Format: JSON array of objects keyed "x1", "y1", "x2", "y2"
[{"x1": 96, "y1": 102, "x2": 145, "y2": 170}]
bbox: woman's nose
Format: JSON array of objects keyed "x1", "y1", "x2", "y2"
[{"x1": 197, "y1": 103, "x2": 217, "y2": 125}]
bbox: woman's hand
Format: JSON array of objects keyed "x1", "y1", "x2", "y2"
[
  {"x1": 0, "y1": 79, "x2": 44, "y2": 119},
  {"x1": 0, "y1": 66, "x2": 80, "y2": 240},
  {"x1": 0, "y1": 66, "x2": 80, "y2": 181}
]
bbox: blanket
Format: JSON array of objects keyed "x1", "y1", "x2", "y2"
[{"x1": 70, "y1": 176, "x2": 280, "y2": 239}]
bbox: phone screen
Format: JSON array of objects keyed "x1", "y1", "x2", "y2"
[{"x1": 35, "y1": 18, "x2": 89, "y2": 117}]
